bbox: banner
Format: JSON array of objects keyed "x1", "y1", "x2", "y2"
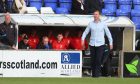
[
  {"x1": 123, "y1": 52, "x2": 140, "y2": 77},
  {"x1": 0, "y1": 50, "x2": 82, "y2": 77}
]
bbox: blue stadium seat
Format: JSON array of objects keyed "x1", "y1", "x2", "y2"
[
  {"x1": 102, "y1": 9, "x2": 115, "y2": 16},
  {"x1": 55, "y1": 7, "x2": 69, "y2": 14},
  {"x1": 44, "y1": 0, "x2": 57, "y2": 2},
  {"x1": 29, "y1": 0, "x2": 42, "y2": 10},
  {"x1": 133, "y1": 0, "x2": 140, "y2": 4},
  {"x1": 119, "y1": 5, "x2": 131, "y2": 12},
  {"x1": 132, "y1": 17, "x2": 140, "y2": 30},
  {"x1": 116, "y1": 9, "x2": 130, "y2": 17},
  {"x1": 131, "y1": 10, "x2": 140, "y2": 17},
  {"x1": 104, "y1": 4, "x2": 117, "y2": 12},
  {"x1": 134, "y1": 5, "x2": 140, "y2": 10},
  {"x1": 59, "y1": 0, "x2": 72, "y2": 2},
  {"x1": 118, "y1": 0, "x2": 132, "y2": 5},
  {"x1": 7, "y1": 0, "x2": 13, "y2": 10},
  {"x1": 104, "y1": 0, "x2": 116, "y2": 4},
  {"x1": 45, "y1": 3, "x2": 57, "y2": 11},
  {"x1": 60, "y1": 3, "x2": 72, "y2": 11}
]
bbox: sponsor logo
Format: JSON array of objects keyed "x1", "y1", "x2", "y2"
[
  {"x1": 125, "y1": 54, "x2": 140, "y2": 77},
  {"x1": 125, "y1": 59, "x2": 139, "y2": 75},
  {"x1": 60, "y1": 53, "x2": 81, "y2": 76},
  {"x1": 61, "y1": 53, "x2": 80, "y2": 64}
]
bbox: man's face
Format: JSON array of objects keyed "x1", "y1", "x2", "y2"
[
  {"x1": 43, "y1": 38, "x2": 49, "y2": 45},
  {"x1": 5, "y1": 14, "x2": 11, "y2": 25},
  {"x1": 23, "y1": 39, "x2": 29, "y2": 45},
  {"x1": 57, "y1": 34, "x2": 63, "y2": 41},
  {"x1": 93, "y1": 11, "x2": 100, "y2": 20}
]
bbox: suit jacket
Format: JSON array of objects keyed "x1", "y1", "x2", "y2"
[
  {"x1": 71, "y1": 0, "x2": 88, "y2": 14},
  {"x1": 85, "y1": 0, "x2": 102, "y2": 14},
  {"x1": 12, "y1": 0, "x2": 26, "y2": 13}
]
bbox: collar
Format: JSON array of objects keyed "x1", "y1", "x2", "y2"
[
  {"x1": 93, "y1": 19, "x2": 101, "y2": 23},
  {"x1": 3, "y1": 21, "x2": 12, "y2": 26}
]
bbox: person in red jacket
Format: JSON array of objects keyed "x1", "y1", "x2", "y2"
[
  {"x1": 63, "y1": 30, "x2": 71, "y2": 49},
  {"x1": 52, "y1": 33, "x2": 67, "y2": 50},
  {"x1": 70, "y1": 30, "x2": 88, "y2": 50},
  {"x1": 28, "y1": 30, "x2": 39, "y2": 49}
]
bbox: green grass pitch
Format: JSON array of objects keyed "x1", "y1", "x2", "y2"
[{"x1": 1, "y1": 78, "x2": 140, "y2": 84}]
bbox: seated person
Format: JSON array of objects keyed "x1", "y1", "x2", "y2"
[
  {"x1": 37, "y1": 36, "x2": 52, "y2": 49},
  {"x1": 12, "y1": 0, "x2": 27, "y2": 14},
  {"x1": 52, "y1": 33, "x2": 67, "y2": 50},
  {"x1": 63, "y1": 30, "x2": 71, "y2": 49},
  {"x1": 70, "y1": 30, "x2": 88, "y2": 50},
  {"x1": 18, "y1": 35, "x2": 30, "y2": 49},
  {"x1": 28, "y1": 30, "x2": 40, "y2": 49}
]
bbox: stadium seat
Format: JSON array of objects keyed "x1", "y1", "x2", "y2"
[
  {"x1": 131, "y1": 10, "x2": 140, "y2": 17},
  {"x1": 118, "y1": 0, "x2": 132, "y2": 5},
  {"x1": 132, "y1": 17, "x2": 140, "y2": 30},
  {"x1": 44, "y1": 3, "x2": 57, "y2": 11},
  {"x1": 7, "y1": 0, "x2": 13, "y2": 11},
  {"x1": 44, "y1": 0, "x2": 57, "y2": 2},
  {"x1": 26, "y1": 7, "x2": 39, "y2": 14},
  {"x1": 119, "y1": 5, "x2": 131, "y2": 12},
  {"x1": 59, "y1": 0, "x2": 72, "y2": 2},
  {"x1": 55, "y1": 7, "x2": 69, "y2": 14},
  {"x1": 59, "y1": 0, "x2": 72, "y2": 11},
  {"x1": 29, "y1": 0, "x2": 42, "y2": 10},
  {"x1": 102, "y1": 9, "x2": 115, "y2": 16},
  {"x1": 104, "y1": 0, "x2": 116, "y2": 12},
  {"x1": 41, "y1": 7, "x2": 55, "y2": 14},
  {"x1": 104, "y1": 4, "x2": 117, "y2": 13},
  {"x1": 116, "y1": 9, "x2": 130, "y2": 17},
  {"x1": 134, "y1": 5, "x2": 140, "y2": 10},
  {"x1": 133, "y1": 0, "x2": 140, "y2": 4},
  {"x1": 60, "y1": 3, "x2": 72, "y2": 11},
  {"x1": 104, "y1": 0, "x2": 116, "y2": 4}
]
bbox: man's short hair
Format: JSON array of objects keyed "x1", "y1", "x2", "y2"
[
  {"x1": 93, "y1": 10, "x2": 101, "y2": 15},
  {"x1": 57, "y1": 32, "x2": 63, "y2": 36}
]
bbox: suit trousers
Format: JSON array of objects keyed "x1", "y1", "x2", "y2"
[{"x1": 90, "y1": 45, "x2": 104, "y2": 77}]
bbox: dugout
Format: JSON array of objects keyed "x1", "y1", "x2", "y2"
[{"x1": 0, "y1": 14, "x2": 135, "y2": 77}]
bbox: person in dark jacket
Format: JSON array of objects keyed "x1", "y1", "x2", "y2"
[
  {"x1": 18, "y1": 35, "x2": 30, "y2": 49},
  {"x1": 85, "y1": 0, "x2": 102, "y2": 14},
  {"x1": 71, "y1": 0, "x2": 88, "y2": 14},
  {"x1": 12, "y1": 0, "x2": 27, "y2": 14},
  {"x1": 0, "y1": 13, "x2": 17, "y2": 49},
  {"x1": 0, "y1": 0, "x2": 8, "y2": 13},
  {"x1": 37, "y1": 36, "x2": 52, "y2": 49}
]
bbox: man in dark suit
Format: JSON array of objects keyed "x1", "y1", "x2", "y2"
[
  {"x1": 85, "y1": 0, "x2": 102, "y2": 14},
  {"x1": 71, "y1": 0, "x2": 88, "y2": 14}
]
